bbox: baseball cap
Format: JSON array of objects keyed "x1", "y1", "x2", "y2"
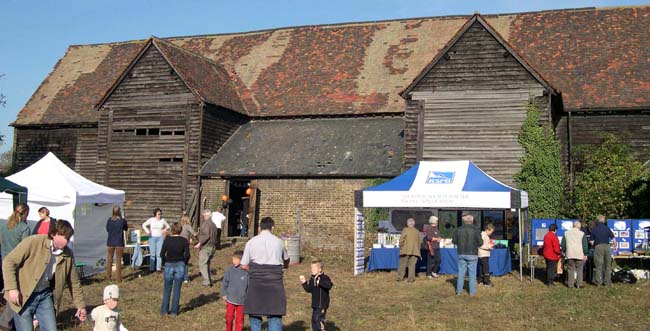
[{"x1": 103, "y1": 284, "x2": 119, "y2": 300}]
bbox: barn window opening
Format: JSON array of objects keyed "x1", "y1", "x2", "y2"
[
  {"x1": 136, "y1": 128, "x2": 147, "y2": 136},
  {"x1": 161, "y1": 130, "x2": 173, "y2": 136},
  {"x1": 159, "y1": 157, "x2": 184, "y2": 163},
  {"x1": 174, "y1": 130, "x2": 185, "y2": 136},
  {"x1": 148, "y1": 128, "x2": 160, "y2": 135}
]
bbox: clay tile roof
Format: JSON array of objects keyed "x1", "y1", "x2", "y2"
[
  {"x1": 94, "y1": 37, "x2": 248, "y2": 114},
  {"x1": 13, "y1": 5, "x2": 650, "y2": 126}
]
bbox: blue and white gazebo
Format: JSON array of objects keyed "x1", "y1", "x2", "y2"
[
  {"x1": 363, "y1": 160, "x2": 527, "y2": 209},
  {"x1": 354, "y1": 161, "x2": 528, "y2": 280}
]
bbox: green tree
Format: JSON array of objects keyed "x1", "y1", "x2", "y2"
[
  {"x1": 514, "y1": 102, "x2": 563, "y2": 218},
  {"x1": 572, "y1": 134, "x2": 643, "y2": 220},
  {"x1": 364, "y1": 178, "x2": 389, "y2": 232}
]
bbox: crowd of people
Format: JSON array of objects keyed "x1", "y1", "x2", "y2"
[
  {"x1": 0, "y1": 205, "x2": 334, "y2": 331},
  {"x1": 396, "y1": 213, "x2": 619, "y2": 296},
  {"x1": 542, "y1": 214, "x2": 617, "y2": 287}
]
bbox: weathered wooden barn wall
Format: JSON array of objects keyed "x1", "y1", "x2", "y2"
[
  {"x1": 97, "y1": 45, "x2": 201, "y2": 223},
  {"x1": 556, "y1": 111, "x2": 650, "y2": 170},
  {"x1": 13, "y1": 126, "x2": 97, "y2": 175},
  {"x1": 200, "y1": 105, "x2": 247, "y2": 169},
  {"x1": 404, "y1": 21, "x2": 549, "y2": 184}
]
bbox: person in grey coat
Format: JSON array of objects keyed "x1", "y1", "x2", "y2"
[{"x1": 221, "y1": 250, "x2": 248, "y2": 331}]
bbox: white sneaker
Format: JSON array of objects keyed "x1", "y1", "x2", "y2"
[{"x1": 432, "y1": 273, "x2": 439, "y2": 278}]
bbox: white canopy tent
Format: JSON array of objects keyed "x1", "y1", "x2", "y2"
[
  {"x1": 354, "y1": 161, "x2": 528, "y2": 280},
  {"x1": 0, "y1": 153, "x2": 125, "y2": 276}
]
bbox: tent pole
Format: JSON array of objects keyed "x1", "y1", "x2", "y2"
[{"x1": 518, "y1": 208, "x2": 523, "y2": 282}]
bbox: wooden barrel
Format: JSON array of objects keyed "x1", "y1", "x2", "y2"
[{"x1": 283, "y1": 236, "x2": 301, "y2": 265}]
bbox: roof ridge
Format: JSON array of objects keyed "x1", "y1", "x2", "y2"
[{"x1": 67, "y1": 5, "x2": 650, "y2": 48}]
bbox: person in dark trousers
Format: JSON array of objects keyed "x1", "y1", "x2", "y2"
[
  {"x1": 478, "y1": 224, "x2": 495, "y2": 287},
  {"x1": 160, "y1": 222, "x2": 190, "y2": 316},
  {"x1": 423, "y1": 216, "x2": 441, "y2": 279},
  {"x1": 590, "y1": 215, "x2": 617, "y2": 286},
  {"x1": 300, "y1": 259, "x2": 333, "y2": 331},
  {"x1": 105, "y1": 205, "x2": 128, "y2": 283},
  {"x1": 542, "y1": 224, "x2": 562, "y2": 286}
]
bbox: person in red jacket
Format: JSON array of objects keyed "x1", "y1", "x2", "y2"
[{"x1": 542, "y1": 224, "x2": 562, "y2": 286}]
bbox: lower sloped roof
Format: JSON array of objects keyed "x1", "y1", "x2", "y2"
[{"x1": 201, "y1": 117, "x2": 403, "y2": 177}]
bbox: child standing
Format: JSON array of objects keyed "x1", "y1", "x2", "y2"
[
  {"x1": 478, "y1": 223, "x2": 495, "y2": 287},
  {"x1": 91, "y1": 285, "x2": 128, "y2": 331},
  {"x1": 160, "y1": 222, "x2": 190, "y2": 316},
  {"x1": 221, "y1": 250, "x2": 248, "y2": 331},
  {"x1": 300, "y1": 259, "x2": 333, "y2": 331}
]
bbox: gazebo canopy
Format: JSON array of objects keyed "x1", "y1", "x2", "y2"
[
  {"x1": 363, "y1": 161, "x2": 528, "y2": 209},
  {"x1": 0, "y1": 177, "x2": 28, "y2": 206}
]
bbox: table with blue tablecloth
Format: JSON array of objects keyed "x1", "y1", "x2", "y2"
[
  {"x1": 438, "y1": 247, "x2": 511, "y2": 276},
  {"x1": 367, "y1": 247, "x2": 511, "y2": 276}
]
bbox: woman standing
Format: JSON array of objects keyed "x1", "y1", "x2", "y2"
[
  {"x1": 32, "y1": 206, "x2": 56, "y2": 235},
  {"x1": 106, "y1": 205, "x2": 128, "y2": 283},
  {"x1": 179, "y1": 215, "x2": 196, "y2": 283},
  {"x1": 542, "y1": 224, "x2": 562, "y2": 286},
  {"x1": 143, "y1": 208, "x2": 170, "y2": 273},
  {"x1": 0, "y1": 204, "x2": 31, "y2": 259},
  {"x1": 160, "y1": 222, "x2": 189, "y2": 316}
]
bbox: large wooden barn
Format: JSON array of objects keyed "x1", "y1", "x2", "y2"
[{"x1": 12, "y1": 6, "x2": 650, "y2": 250}]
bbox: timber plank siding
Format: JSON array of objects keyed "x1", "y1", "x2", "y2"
[
  {"x1": 557, "y1": 111, "x2": 650, "y2": 170},
  {"x1": 98, "y1": 45, "x2": 201, "y2": 223},
  {"x1": 14, "y1": 126, "x2": 97, "y2": 173},
  {"x1": 404, "y1": 21, "x2": 550, "y2": 185}
]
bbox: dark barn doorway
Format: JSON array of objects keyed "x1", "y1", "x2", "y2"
[{"x1": 226, "y1": 180, "x2": 250, "y2": 237}]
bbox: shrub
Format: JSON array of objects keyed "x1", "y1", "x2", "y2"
[{"x1": 514, "y1": 101, "x2": 563, "y2": 218}]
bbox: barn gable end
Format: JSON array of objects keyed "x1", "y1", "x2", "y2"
[{"x1": 402, "y1": 15, "x2": 554, "y2": 184}]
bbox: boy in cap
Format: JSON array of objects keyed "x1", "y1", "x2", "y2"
[{"x1": 91, "y1": 285, "x2": 127, "y2": 331}]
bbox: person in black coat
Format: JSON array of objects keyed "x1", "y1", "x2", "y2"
[{"x1": 300, "y1": 259, "x2": 333, "y2": 331}]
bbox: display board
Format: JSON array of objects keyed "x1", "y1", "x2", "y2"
[
  {"x1": 354, "y1": 208, "x2": 365, "y2": 276},
  {"x1": 608, "y1": 219, "x2": 632, "y2": 253},
  {"x1": 531, "y1": 219, "x2": 555, "y2": 246},
  {"x1": 632, "y1": 219, "x2": 650, "y2": 251}
]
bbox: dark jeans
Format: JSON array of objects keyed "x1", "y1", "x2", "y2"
[
  {"x1": 311, "y1": 308, "x2": 327, "y2": 331},
  {"x1": 161, "y1": 262, "x2": 184, "y2": 315},
  {"x1": 545, "y1": 258, "x2": 559, "y2": 285},
  {"x1": 426, "y1": 250, "x2": 441, "y2": 276},
  {"x1": 478, "y1": 257, "x2": 491, "y2": 285}
]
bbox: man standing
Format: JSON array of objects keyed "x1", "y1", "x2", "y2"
[
  {"x1": 423, "y1": 216, "x2": 441, "y2": 279},
  {"x1": 453, "y1": 214, "x2": 482, "y2": 296},
  {"x1": 396, "y1": 218, "x2": 421, "y2": 283},
  {"x1": 195, "y1": 209, "x2": 219, "y2": 287},
  {"x1": 3, "y1": 220, "x2": 86, "y2": 330},
  {"x1": 590, "y1": 215, "x2": 617, "y2": 286},
  {"x1": 212, "y1": 208, "x2": 226, "y2": 244},
  {"x1": 241, "y1": 217, "x2": 289, "y2": 331},
  {"x1": 562, "y1": 221, "x2": 588, "y2": 288}
]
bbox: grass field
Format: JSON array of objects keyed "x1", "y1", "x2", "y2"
[{"x1": 5, "y1": 243, "x2": 649, "y2": 331}]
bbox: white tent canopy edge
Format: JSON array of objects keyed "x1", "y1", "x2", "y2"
[{"x1": 0, "y1": 152, "x2": 125, "y2": 276}]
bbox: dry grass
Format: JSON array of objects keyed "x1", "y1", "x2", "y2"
[{"x1": 5, "y1": 243, "x2": 650, "y2": 331}]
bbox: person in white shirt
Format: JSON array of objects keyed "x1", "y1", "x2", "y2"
[
  {"x1": 91, "y1": 285, "x2": 127, "y2": 331},
  {"x1": 142, "y1": 208, "x2": 171, "y2": 272}
]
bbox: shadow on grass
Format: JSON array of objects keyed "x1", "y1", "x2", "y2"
[
  {"x1": 57, "y1": 307, "x2": 86, "y2": 330},
  {"x1": 180, "y1": 292, "x2": 220, "y2": 313}
]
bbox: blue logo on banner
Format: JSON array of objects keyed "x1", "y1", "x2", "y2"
[{"x1": 425, "y1": 171, "x2": 455, "y2": 184}]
